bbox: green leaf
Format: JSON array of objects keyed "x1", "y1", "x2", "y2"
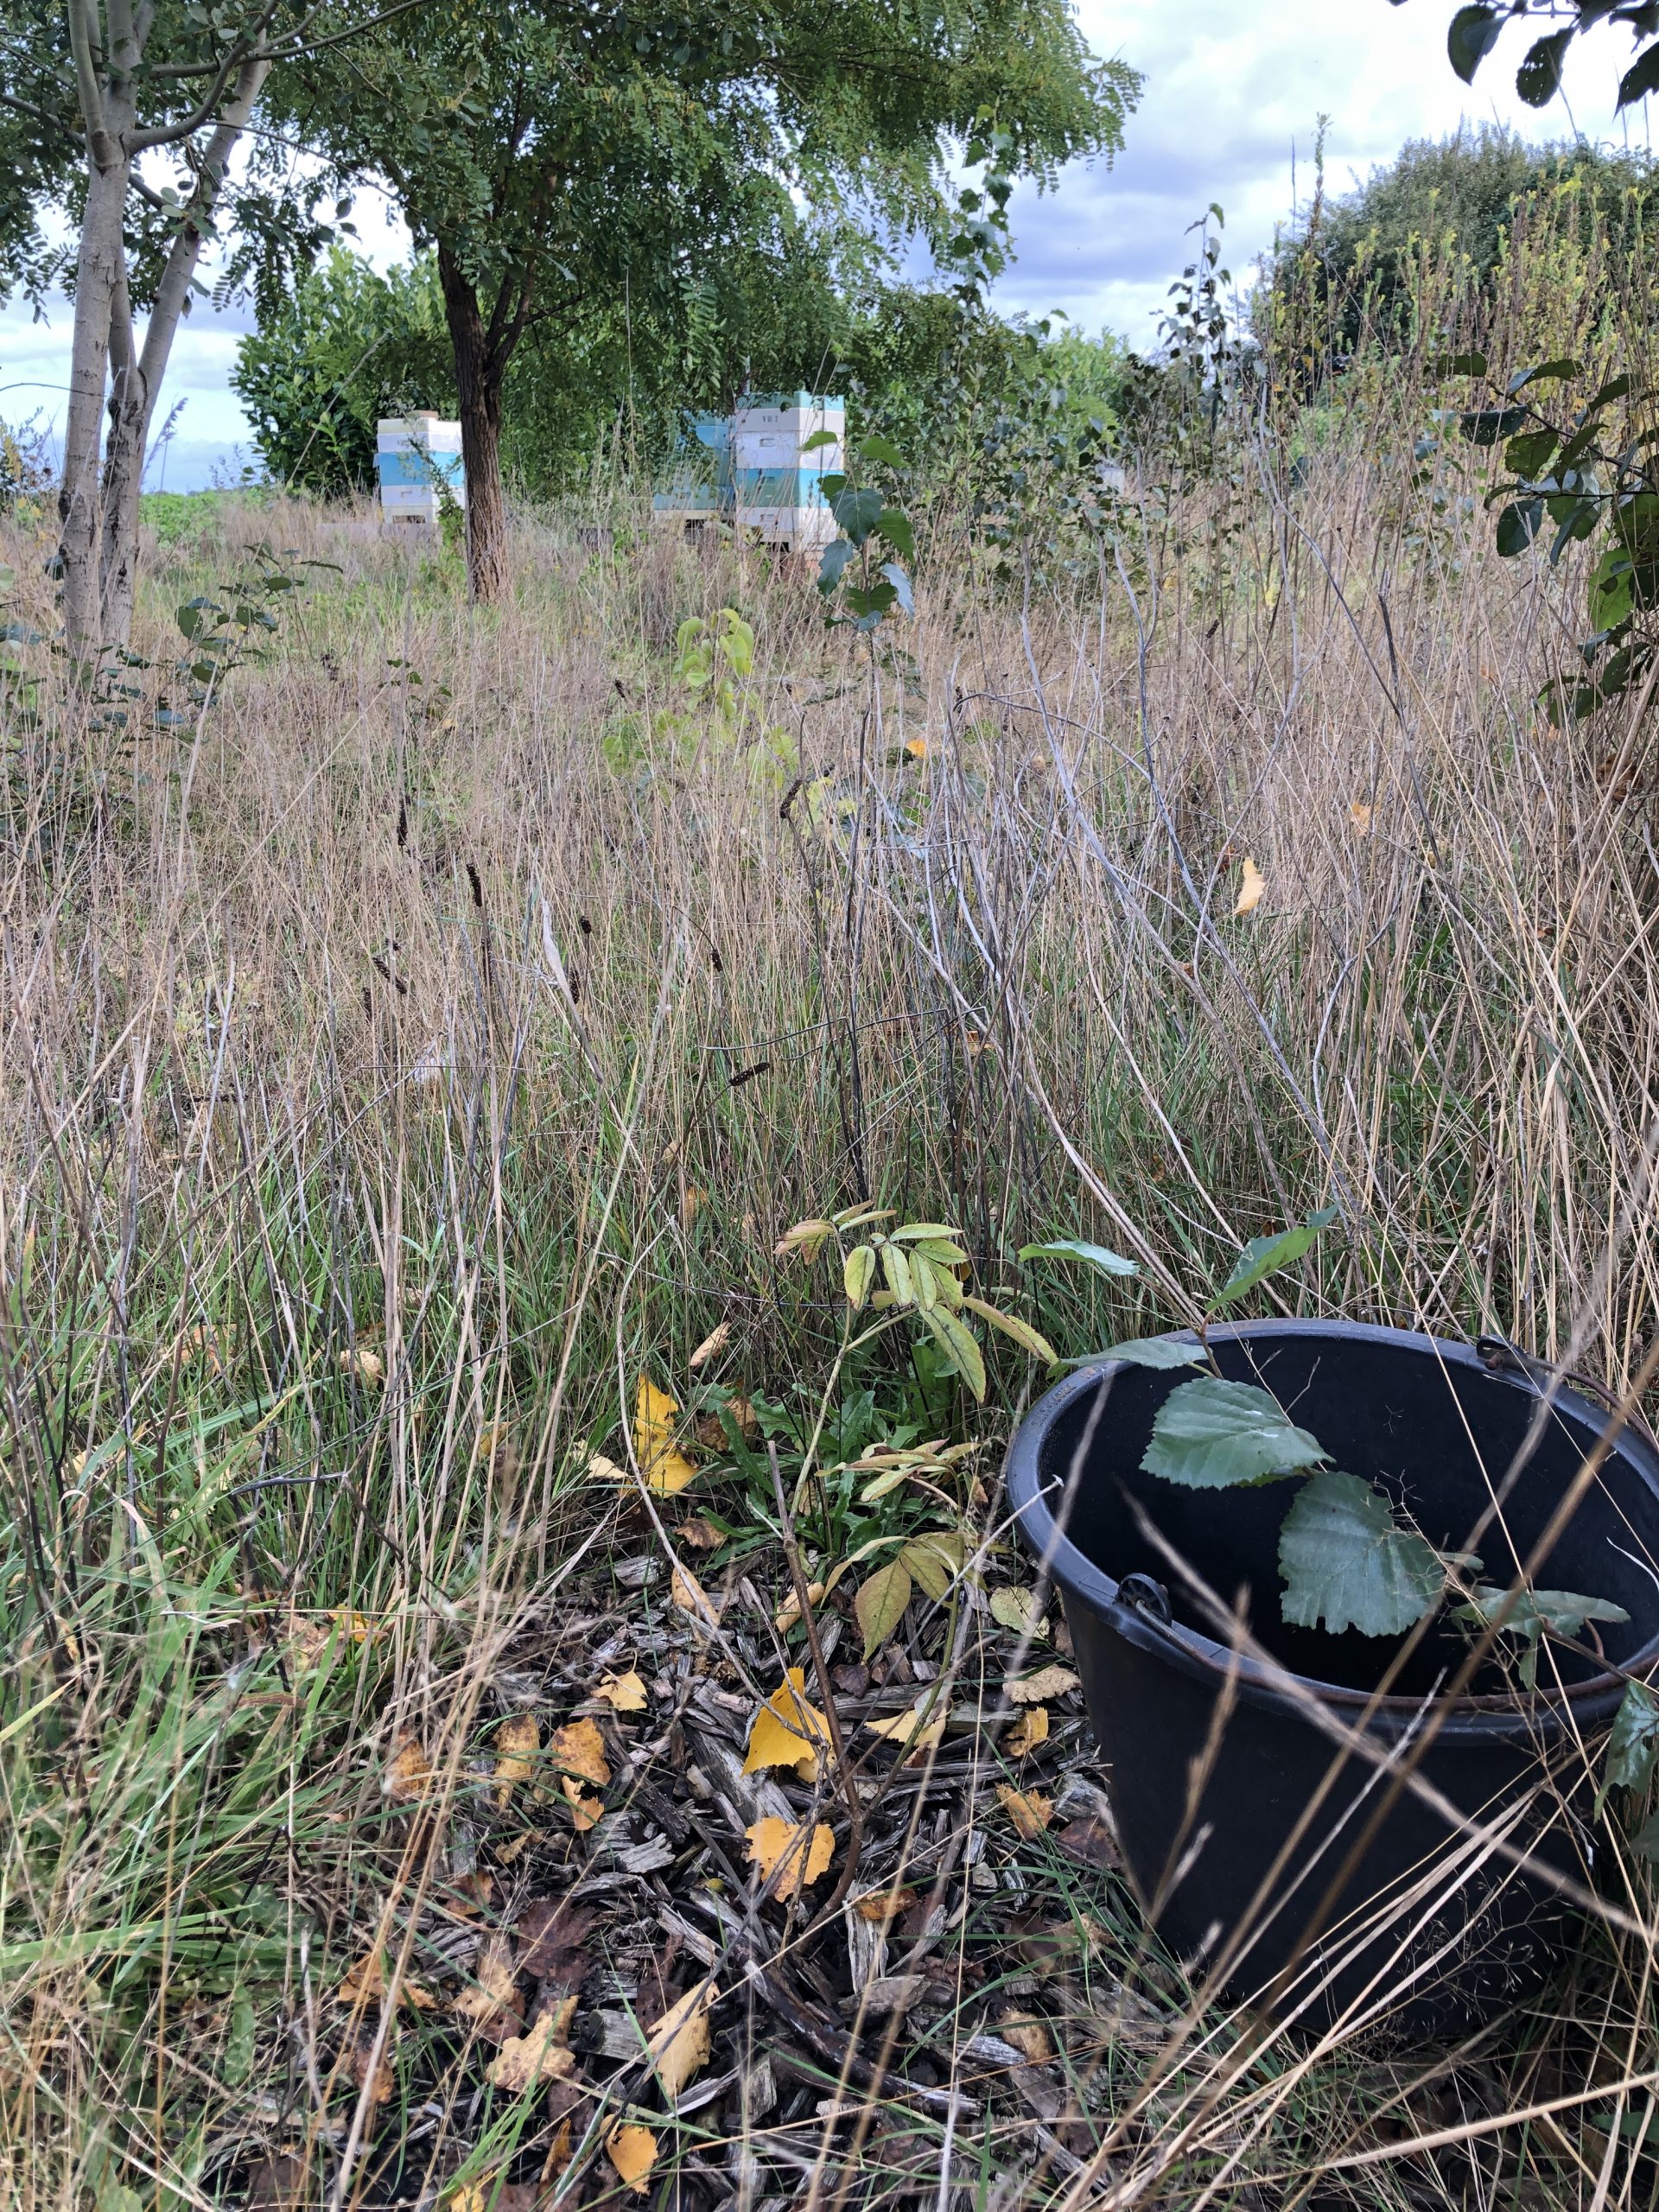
[
  {"x1": 1605, "y1": 1679, "x2": 1659, "y2": 1795},
  {"x1": 1211, "y1": 1207, "x2": 1338, "y2": 1309},
  {"x1": 801, "y1": 429, "x2": 839, "y2": 452},
  {"x1": 817, "y1": 538, "x2": 857, "y2": 594},
  {"x1": 1460, "y1": 406, "x2": 1530, "y2": 446},
  {"x1": 843, "y1": 1244, "x2": 877, "y2": 1311},
  {"x1": 899, "y1": 1529, "x2": 966, "y2": 1602},
  {"x1": 1508, "y1": 359, "x2": 1580, "y2": 395},
  {"x1": 880, "y1": 1241, "x2": 914, "y2": 1306},
  {"x1": 1018, "y1": 1238, "x2": 1138, "y2": 1278},
  {"x1": 1503, "y1": 427, "x2": 1559, "y2": 476},
  {"x1": 1496, "y1": 499, "x2": 1545, "y2": 556},
  {"x1": 880, "y1": 562, "x2": 914, "y2": 616},
  {"x1": 1515, "y1": 29, "x2": 1572, "y2": 106},
  {"x1": 1066, "y1": 1336, "x2": 1208, "y2": 1371},
  {"x1": 855, "y1": 1560, "x2": 913, "y2": 1658},
  {"x1": 1619, "y1": 41, "x2": 1659, "y2": 107},
  {"x1": 858, "y1": 434, "x2": 905, "y2": 467},
  {"x1": 1452, "y1": 1584, "x2": 1630, "y2": 1688},
  {"x1": 1589, "y1": 548, "x2": 1636, "y2": 633},
  {"x1": 887, "y1": 1222, "x2": 960, "y2": 1242},
  {"x1": 1447, "y1": 4, "x2": 1503, "y2": 84},
  {"x1": 1142, "y1": 1376, "x2": 1327, "y2": 1490},
  {"x1": 960, "y1": 1293, "x2": 1058, "y2": 1365},
  {"x1": 832, "y1": 486, "x2": 885, "y2": 546},
  {"x1": 920, "y1": 1305, "x2": 987, "y2": 1401},
  {"x1": 1278, "y1": 1470, "x2": 1444, "y2": 1637},
  {"x1": 875, "y1": 505, "x2": 915, "y2": 560}
]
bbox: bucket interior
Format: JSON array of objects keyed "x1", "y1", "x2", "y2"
[{"x1": 1038, "y1": 1331, "x2": 1659, "y2": 1696}]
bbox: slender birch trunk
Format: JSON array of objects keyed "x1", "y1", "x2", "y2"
[{"x1": 97, "y1": 57, "x2": 270, "y2": 646}]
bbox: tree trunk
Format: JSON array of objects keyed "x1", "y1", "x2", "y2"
[
  {"x1": 437, "y1": 246, "x2": 511, "y2": 603},
  {"x1": 97, "y1": 57, "x2": 270, "y2": 648},
  {"x1": 59, "y1": 148, "x2": 130, "y2": 658}
]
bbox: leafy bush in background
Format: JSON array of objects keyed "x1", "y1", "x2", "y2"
[
  {"x1": 232, "y1": 248, "x2": 455, "y2": 499},
  {"x1": 1264, "y1": 125, "x2": 1659, "y2": 367}
]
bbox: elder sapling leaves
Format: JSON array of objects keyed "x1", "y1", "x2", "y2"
[
  {"x1": 1142, "y1": 1376, "x2": 1326, "y2": 1489},
  {"x1": 1279, "y1": 1469, "x2": 1444, "y2": 1637},
  {"x1": 1603, "y1": 1679, "x2": 1659, "y2": 1806},
  {"x1": 1453, "y1": 1584, "x2": 1630, "y2": 1687},
  {"x1": 1211, "y1": 1206, "x2": 1339, "y2": 1309},
  {"x1": 1018, "y1": 1237, "x2": 1138, "y2": 1277}
]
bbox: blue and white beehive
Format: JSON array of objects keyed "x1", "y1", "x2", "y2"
[
  {"x1": 732, "y1": 392, "x2": 844, "y2": 550},
  {"x1": 652, "y1": 413, "x2": 732, "y2": 524},
  {"x1": 377, "y1": 412, "x2": 465, "y2": 528}
]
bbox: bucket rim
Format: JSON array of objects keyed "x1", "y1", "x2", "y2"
[{"x1": 1005, "y1": 1316, "x2": 1659, "y2": 1737}]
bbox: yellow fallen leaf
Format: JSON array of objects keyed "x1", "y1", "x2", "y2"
[
  {"x1": 773, "y1": 1579, "x2": 825, "y2": 1633},
  {"x1": 563, "y1": 1776, "x2": 605, "y2": 1831},
  {"x1": 340, "y1": 1345, "x2": 384, "y2": 1387},
  {"x1": 587, "y1": 1451, "x2": 628, "y2": 1482},
  {"x1": 744, "y1": 1668, "x2": 831, "y2": 1783},
  {"x1": 645, "y1": 1979, "x2": 718, "y2": 2099},
  {"x1": 906, "y1": 736, "x2": 929, "y2": 759},
  {"x1": 453, "y1": 1940, "x2": 521, "y2": 2028},
  {"x1": 550, "y1": 1716, "x2": 609, "y2": 1789},
  {"x1": 339, "y1": 1950, "x2": 386, "y2": 2007},
  {"x1": 1005, "y1": 1706, "x2": 1049, "y2": 1758},
  {"x1": 1349, "y1": 800, "x2": 1374, "y2": 835},
  {"x1": 865, "y1": 1701, "x2": 947, "y2": 1757},
  {"x1": 1006, "y1": 1665, "x2": 1079, "y2": 1705},
  {"x1": 746, "y1": 1816, "x2": 835, "y2": 1899},
  {"x1": 997, "y1": 1783, "x2": 1054, "y2": 1841},
  {"x1": 493, "y1": 1713, "x2": 539, "y2": 1808},
  {"x1": 688, "y1": 1320, "x2": 731, "y2": 1369},
  {"x1": 608, "y1": 2124, "x2": 658, "y2": 2195},
  {"x1": 998, "y1": 2006, "x2": 1055, "y2": 2063},
  {"x1": 474, "y1": 1421, "x2": 511, "y2": 1463},
  {"x1": 594, "y1": 1669, "x2": 647, "y2": 1713},
  {"x1": 485, "y1": 1996, "x2": 576, "y2": 2092},
  {"x1": 988, "y1": 1586, "x2": 1046, "y2": 1641},
  {"x1": 671, "y1": 1561, "x2": 719, "y2": 1621},
  {"x1": 1233, "y1": 857, "x2": 1266, "y2": 917},
  {"x1": 853, "y1": 1885, "x2": 918, "y2": 1922},
  {"x1": 384, "y1": 1733, "x2": 432, "y2": 1802},
  {"x1": 634, "y1": 1377, "x2": 697, "y2": 1495}
]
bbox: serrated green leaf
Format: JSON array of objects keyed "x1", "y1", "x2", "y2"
[
  {"x1": 1142, "y1": 1376, "x2": 1326, "y2": 1490},
  {"x1": 1605, "y1": 1679, "x2": 1659, "y2": 1796},
  {"x1": 1067, "y1": 1336, "x2": 1209, "y2": 1371},
  {"x1": 1211, "y1": 1207, "x2": 1338, "y2": 1309},
  {"x1": 1278, "y1": 1469, "x2": 1443, "y2": 1637},
  {"x1": 1018, "y1": 1238, "x2": 1138, "y2": 1277},
  {"x1": 843, "y1": 1244, "x2": 877, "y2": 1312},
  {"x1": 855, "y1": 1560, "x2": 913, "y2": 1658}
]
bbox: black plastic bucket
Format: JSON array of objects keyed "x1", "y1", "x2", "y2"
[{"x1": 1007, "y1": 1319, "x2": 1659, "y2": 2036}]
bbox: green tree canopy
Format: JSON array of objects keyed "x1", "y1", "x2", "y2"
[{"x1": 271, "y1": 0, "x2": 1140, "y2": 594}]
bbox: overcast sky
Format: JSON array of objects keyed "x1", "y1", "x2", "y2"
[{"x1": 4, "y1": 0, "x2": 1653, "y2": 488}]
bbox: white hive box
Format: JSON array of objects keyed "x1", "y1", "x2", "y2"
[
  {"x1": 732, "y1": 393, "x2": 844, "y2": 550},
  {"x1": 377, "y1": 413, "x2": 466, "y2": 527}
]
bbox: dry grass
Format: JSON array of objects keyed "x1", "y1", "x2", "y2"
[{"x1": 5, "y1": 256, "x2": 1659, "y2": 2207}]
